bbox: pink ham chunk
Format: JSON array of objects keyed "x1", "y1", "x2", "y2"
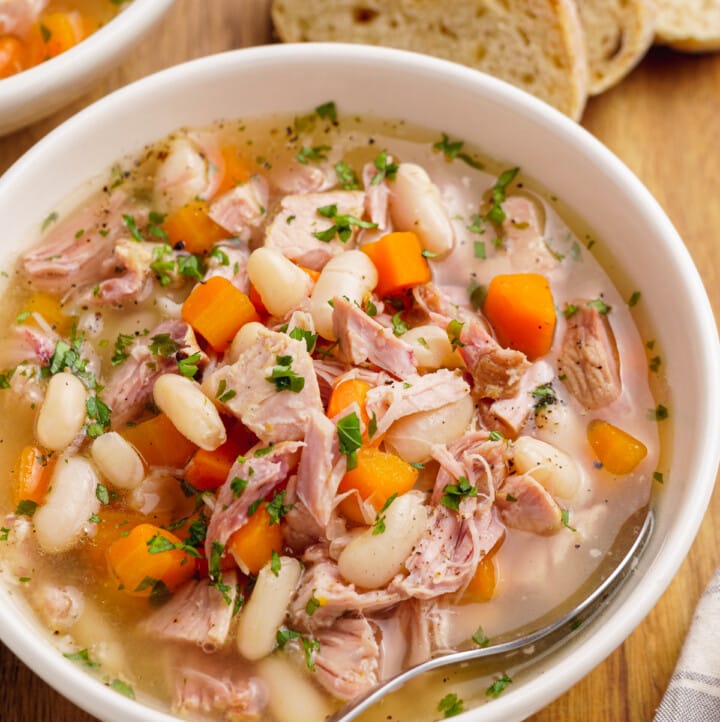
[
  {"x1": 294, "y1": 410, "x2": 345, "y2": 528},
  {"x1": 209, "y1": 176, "x2": 269, "y2": 242},
  {"x1": 205, "y1": 440, "x2": 302, "y2": 560},
  {"x1": 496, "y1": 474, "x2": 563, "y2": 534},
  {"x1": 264, "y1": 190, "x2": 366, "y2": 270},
  {"x1": 143, "y1": 572, "x2": 239, "y2": 652},
  {"x1": 314, "y1": 615, "x2": 380, "y2": 701},
  {"x1": 169, "y1": 647, "x2": 268, "y2": 720},
  {"x1": 332, "y1": 296, "x2": 417, "y2": 379},
  {"x1": 558, "y1": 302, "x2": 621, "y2": 409},
  {"x1": 365, "y1": 368, "x2": 470, "y2": 437},
  {"x1": 23, "y1": 190, "x2": 137, "y2": 296}
]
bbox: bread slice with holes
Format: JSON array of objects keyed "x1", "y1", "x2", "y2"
[
  {"x1": 654, "y1": 0, "x2": 720, "y2": 52},
  {"x1": 576, "y1": 0, "x2": 656, "y2": 95},
  {"x1": 271, "y1": 0, "x2": 588, "y2": 120}
]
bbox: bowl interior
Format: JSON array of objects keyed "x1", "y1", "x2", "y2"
[
  {"x1": 0, "y1": 44, "x2": 718, "y2": 722},
  {"x1": 0, "y1": 0, "x2": 174, "y2": 135}
]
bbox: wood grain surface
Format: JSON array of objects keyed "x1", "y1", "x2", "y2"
[{"x1": 0, "y1": 1, "x2": 718, "y2": 721}]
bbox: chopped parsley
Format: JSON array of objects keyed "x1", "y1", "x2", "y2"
[
  {"x1": 560, "y1": 508, "x2": 576, "y2": 532},
  {"x1": 588, "y1": 298, "x2": 611, "y2": 315},
  {"x1": 177, "y1": 254, "x2": 205, "y2": 280},
  {"x1": 365, "y1": 298, "x2": 377, "y2": 317},
  {"x1": 150, "y1": 244, "x2": 175, "y2": 285},
  {"x1": 134, "y1": 577, "x2": 172, "y2": 607},
  {"x1": 149, "y1": 333, "x2": 181, "y2": 358},
  {"x1": 563, "y1": 303, "x2": 579, "y2": 318},
  {"x1": 270, "y1": 549, "x2": 281, "y2": 577},
  {"x1": 368, "y1": 411, "x2": 378, "y2": 439},
  {"x1": 266, "y1": 355, "x2": 305, "y2": 393},
  {"x1": 86, "y1": 395, "x2": 111, "y2": 438},
  {"x1": 254, "y1": 444, "x2": 275, "y2": 457},
  {"x1": 488, "y1": 430, "x2": 505, "y2": 442},
  {"x1": 391, "y1": 312, "x2": 409, "y2": 337},
  {"x1": 432, "y1": 132, "x2": 484, "y2": 170},
  {"x1": 177, "y1": 352, "x2": 202, "y2": 379},
  {"x1": 532, "y1": 383, "x2": 557, "y2": 410},
  {"x1": 485, "y1": 673, "x2": 512, "y2": 698},
  {"x1": 467, "y1": 280, "x2": 487, "y2": 311},
  {"x1": 289, "y1": 326, "x2": 318, "y2": 353},
  {"x1": 370, "y1": 149, "x2": 398, "y2": 185},
  {"x1": 474, "y1": 241, "x2": 486, "y2": 259},
  {"x1": 109, "y1": 678, "x2": 136, "y2": 699},
  {"x1": 447, "y1": 319, "x2": 465, "y2": 350},
  {"x1": 111, "y1": 333, "x2": 135, "y2": 366},
  {"x1": 628, "y1": 291, "x2": 641, "y2": 307},
  {"x1": 421, "y1": 249, "x2": 439, "y2": 259},
  {"x1": 372, "y1": 492, "x2": 398, "y2": 535},
  {"x1": 210, "y1": 246, "x2": 230, "y2": 265},
  {"x1": 440, "y1": 476, "x2": 478, "y2": 511},
  {"x1": 653, "y1": 471, "x2": 665, "y2": 484},
  {"x1": 63, "y1": 649, "x2": 100, "y2": 669},
  {"x1": 306, "y1": 589, "x2": 321, "y2": 616},
  {"x1": 276, "y1": 628, "x2": 320, "y2": 671},
  {"x1": 315, "y1": 101, "x2": 337, "y2": 123},
  {"x1": 95, "y1": 483, "x2": 110, "y2": 505},
  {"x1": 296, "y1": 145, "x2": 331, "y2": 165},
  {"x1": 312, "y1": 203, "x2": 377, "y2": 243},
  {"x1": 472, "y1": 626, "x2": 490, "y2": 647},
  {"x1": 334, "y1": 161, "x2": 360, "y2": 190},
  {"x1": 266, "y1": 489, "x2": 293, "y2": 525},
  {"x1": 468, "y1": 213, "x2": 485, "y2": 235},
  {"x1": 337, "y1": 411, "x2": 362, "y2": 471},
  {"x1": 230, "y1": 476, "x2": 248, "y2": 498},
  {"x1": 41, "y1": 211, "x2": 59, "y2": 231},
  {"x1": 122, "y1": 214, "x2": 144, "y2": 243},
  {"x1": 649, "y1": 355, "x2": 662, "y2": 373},
  {"x1": 437, "y1": 692, "x2": 464, "y2": 717},
  {"x1": 15, "y1": 499, "x2": 38, "y2": 517},
  {"x1": 208, "y1": 541, "x2": 232, "y2": 604},
  {"x1": 0, "y1": 527, "x2": 9, "y2": 541},
  {"x1": 215, "y1": 378, "x2": 237, "y2": 403},
  {"x1": 485, "y1": 167, "x2": 520, "y2": 225}
]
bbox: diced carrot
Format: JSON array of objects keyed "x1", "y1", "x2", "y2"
[
  {"x1": 298, "y1": 265, "x2": 321, "y2": 283},
  {"x1": 106, "y1": 523, "x2": 196, "y2": 596},
  {"x1": 249, "y1": 283, "x2": 268, "y2": 317},
  {"x1": 338, "y1": 447, "x2": 419, "y2": 524},
  {"x1": 18, "y1": 292, "x2": 72, "y2": 335},
  {"x1": 216, "y1": 146, "x2": 252, "y2": 195},
  {"x1": 162, "y1": 200, "x2": 228, "y2": 254},
  {"x1": 227, "y1": 506, "x2": 284, "y2": 575},
  {"x1": 120, "y1": 413, "x2": 197, "y2": 468},
  {"x1": 360, "y1": 231, "x2": 431, "y2": 298},
  {"x1": 27, "y1": 12, "x2": 87, "y2": 63},
  {"x1": 182, "y1": 276, "x2": 260, "y2": 352},
  {"x1": 327, "y1": 379, "x2": 371, "y2": 426},
  {"x1": 0, "y1": 36, "x2": 26, "y2": 79},
  {"x1": 83, "y1": 508, "x2": 165, "y2": 568},
  {"x1": 184, "y1": 425, "x2": 251, "y2": 491},
  {"x1": 463, "y1": 541, "x2": 502, "y2": 603},
  {"x1": 587, "y1": 419, "x2": 648, "y2": 475},
  {"x1": 12, "y1": 446, "x2": 55, "y2": 507},
  {"x1": 483, "y1": 273, "x2": 556, "y2": 360}
]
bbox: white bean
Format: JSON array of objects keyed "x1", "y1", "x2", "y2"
[
  {"x1": 402, "y1": 324, "x2": 463, "y2": 370},
  {"x1": 34, "y1": 456, "x2": 101, "y2": 553},
  {"x1": 512, "y1": 436, "x2": 580, "y2": 499},
  {"x1": 236, "y1": 556, "x2": 302, "y2": 661},
  {"x1": 389, "y1": 162, "x2": 454, "y2": 256},
  {"x1": 338, "y1": 491, "x2": 428, "y2": 589},
  {"x1": 247, "y1": 247, "x2": 312, "y2": 317},
  {"x1": 257, "y1": 654, "x2": 332, "y2": 722},
  {"x1": 154, "y1": 137, "x2": 207, "y2": 213},
  {"x1": 227, "y1": 321, "x2": 266, "y2": 363},
  {"x1": 35, "y1": 372, "x2": 87, "y2": 451},
  {"x1": 384, "y1": 394, "x2": 474, "y2": 463},
  {"x1": 310, "y1": 250, "x2": 378, "y2": 340},
  {"x1": 90, "y1": 432, "x2": 144, "y2": 490},
  {"x1": 153, "y1": 374, "x2": 226, "y2": 451}
]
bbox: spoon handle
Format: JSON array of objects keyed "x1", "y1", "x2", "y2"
[{"x1": 327, "y1": 509, "x2": 654, "y2": 722}]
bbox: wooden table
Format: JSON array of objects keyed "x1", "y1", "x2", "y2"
[{"x1": 0, "y1": 1, "x2": 718, "y2": 720}]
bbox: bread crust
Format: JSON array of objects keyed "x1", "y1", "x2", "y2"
[
  {"x1": 271, "y1": 0, "x2": 588, "y2": 120},
  {"x1": 577, "y1": 0, "x2": 656, "y2": 95}
]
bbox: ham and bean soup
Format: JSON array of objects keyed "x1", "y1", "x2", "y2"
[
  {"x1": 0, "y1": 105, "x2": 665, "y2": 721},
  {"x1": 0, "y1": 0, "x2": 130, "y2": 78}
]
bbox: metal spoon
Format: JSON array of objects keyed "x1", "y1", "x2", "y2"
[{"x1": 327, "y1": 507, "x2": 654, "y2": 722}]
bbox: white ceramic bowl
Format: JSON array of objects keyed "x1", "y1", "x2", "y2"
[
  {"x1": 0, "y1": 44, "x2": 718, "y2": 722},
  {"x1": 0, "y1": 0, "x2": 174, "y2": 135}
]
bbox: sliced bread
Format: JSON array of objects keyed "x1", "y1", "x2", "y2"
[
  {"x1": 271, "y1": 0, "x2": 589, "y2": 120},
  {"x1": 654, "y1": 0, "x2": 720, "y2": 52},
  {"x1": 576, "y1": 0, "x2": 656, "y2": 95}
]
